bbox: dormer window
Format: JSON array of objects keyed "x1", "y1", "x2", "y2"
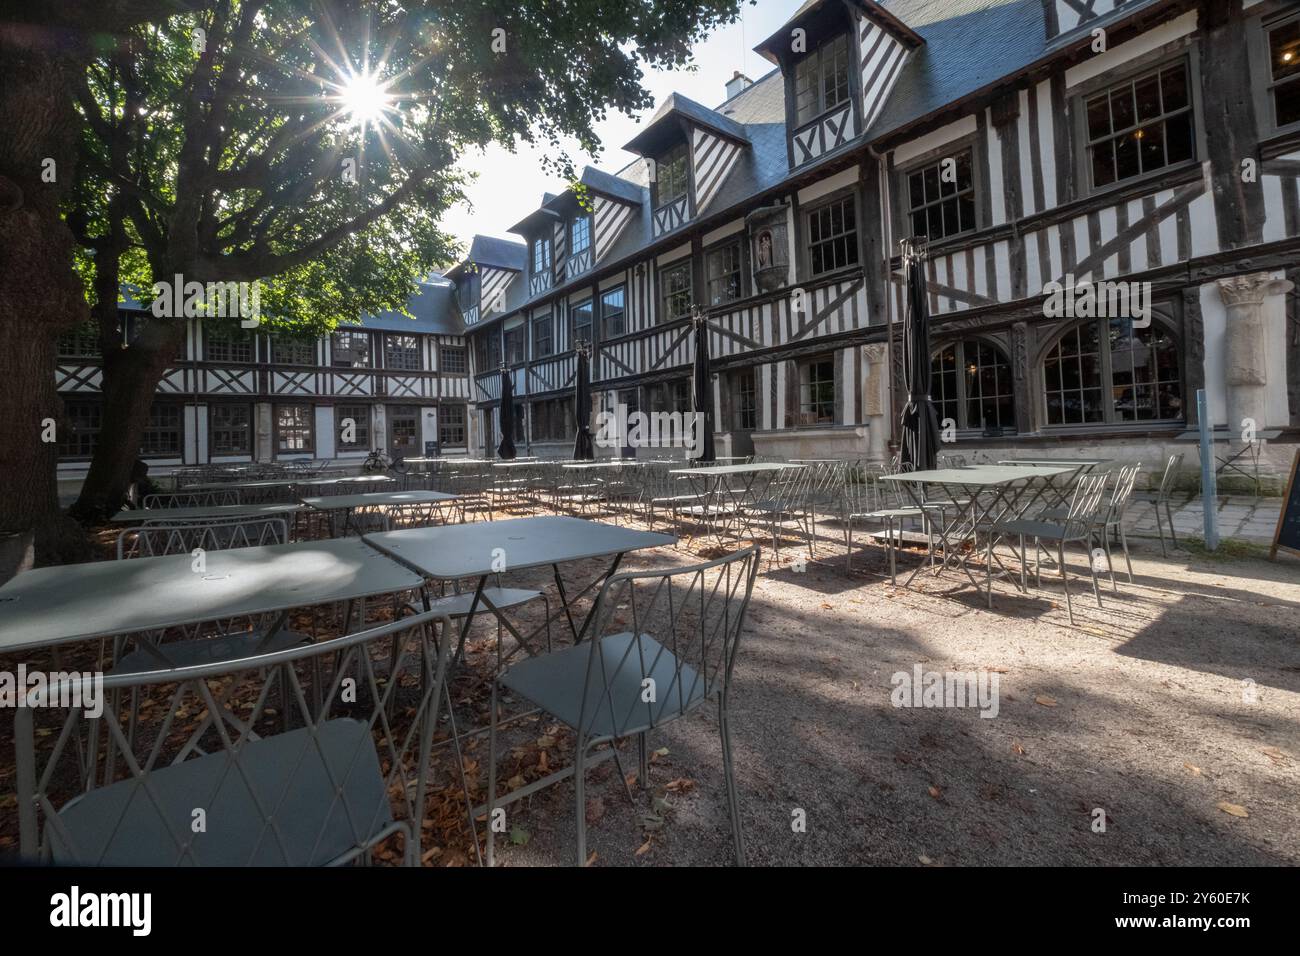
[
  {"x1": 532, "y1": 236, "x2": 552, "y2": 275},
  {"x1": 794, "y1": 34, "x2": 849, "y2": 126},
  {"x1": 570, "y1": 215, "x2": 591, "y2": 256},
  {"x1": 655, "y1": 143, "x2": 689, "y2": 207}
]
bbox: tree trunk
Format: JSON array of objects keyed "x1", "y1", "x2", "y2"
[
  {"x1": 70, "y1": 318, "x2": 187, "y2": 521},
  {"x1": 0, "y1": 32, "x2": 94, "y2": 563}
]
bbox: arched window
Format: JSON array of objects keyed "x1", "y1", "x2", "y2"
[
  {"x1": 931, "y1": 339, "x2": 1015, "y2": 432},
  {"x1": 1042, "y1": 317, "x2": 1182, "y2": 425}
]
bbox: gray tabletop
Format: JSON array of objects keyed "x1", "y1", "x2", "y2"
[
  {"x1": 186, "y1": 478, "x2": 303, "y2": 491},
  {"x1": 563, "y1": 460, "x2": 647, "y2": 470},
  {"x1": 0, "y1": 538, "x2": 424, "y2": 652},
  {"x1": 669, "y1": 462, "x2": 801, "y2": 476},
  {"x1": 881, "y1": 465, "x2": 1076, "y2": 486},
  {"x1": 307, "y1": 474, "x2": 396, "y2": 487},
  {"x1": 999, "y1": 459, "x2": 1112, "y2": 467},
  {"x1": 364, "y1": 516, "x2": 675, "y2": 579},
  {"x1": 109, "y1": 502, "x2": 305, "y2": 523},
  {"x1": 300, "y1": 490, "x2": 459, "y2": 510}
]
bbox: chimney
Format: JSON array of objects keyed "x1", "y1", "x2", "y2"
[{"x1": 725, "y1": 71, "x2": 752, "y2": 100}]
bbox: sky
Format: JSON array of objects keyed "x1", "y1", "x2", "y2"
[{"x1": 441, "y1": 0, "x2": 804, "y2": 252}]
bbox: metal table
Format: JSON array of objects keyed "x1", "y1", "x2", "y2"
[
  {"x1": 668, "y1": 462, "x2": 801, "y2": 544},
  {"x1": 999, "y1": 458, "x2": 1111, "y2": 511},
  {"x1": 109, "y1": 502, "x2": 305, "y2": 523},
  {"x1": 364, "y1": 516, "x2": 674, "y2": 647},
  {"x1": 0, "y1": 537, "x2": 424, "y2": 655},
  {"x1": 881, "y1": 465, "x2": 1076, "y2": 605},
  {"x1": 301, "y1": 490, "x2": 460, "y2": 537}
]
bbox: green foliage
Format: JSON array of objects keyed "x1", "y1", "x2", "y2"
[{"x1": 68, "y1": 0, "x2": 747, "y2": 333}]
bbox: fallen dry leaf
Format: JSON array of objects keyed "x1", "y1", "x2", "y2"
[
  {"x1": 585, "y1": 797, "x2": 605, "y2": 826},
  {"x1": 1261, "y1": 747, "x2": 1289, "y2": 765},
  {"x1": 1034, "y1": 695, "x2": 1059, "y2": 707},
  {"x1": 1011, "y1": 741, "x2": 1027, "y2": 755},
  {"x1": 1184, "y1": 762, "x2": 1203, "y2": 776},
  {"x1": 665, "y1": 777, "x2": 696, "y2": 793},
  {"x1": 584, "y1": 851, "x2": 598, "y2": 867},
  {"x1": 918, "y1": 854, "x2": 933, "y2": 865},
  {"x1": 928, "y1": 785, "x2": 943, "y2": 800},
  {"x1": 1216, "y1": 801, "x2": 1249, "y2": 818},
  {"x1": 635, "y1": 839, "x2": 653, "y2": 857}
]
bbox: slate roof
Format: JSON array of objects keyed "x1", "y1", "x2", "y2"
[
  {"x1": 345, "y1": 278, "x2": 467, "y2": 336},
  {"x1": 623, "y1": 92, "x2": 750, "y2": 155},
  {"x1": 445, "y1": 234, "x2": 527, "y2": 280}
]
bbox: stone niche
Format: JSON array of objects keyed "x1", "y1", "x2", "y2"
[{"x1": 746, "y1": 204, "x2": 791, "y2": 294}]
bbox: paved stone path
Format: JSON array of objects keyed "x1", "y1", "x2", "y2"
[{"x1": 1124, "y1": 493, "x2": 1282, "y2": 545}]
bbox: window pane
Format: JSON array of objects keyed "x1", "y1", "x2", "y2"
[
  {"x1": 1111, "y1": 87, "x2": 1136, "y2": 131},
  {"x1": 1161, "y1": 64, "x2": 1189, "y2": 111},
  {"x1": 1114, "y1": 133, "x2": 1140, "y2": 181},
  {"x1": 1086, "y1": 94, "x2": 1111, "y2": 139},
  {"x1": 1138, "y1": 121, "x2": 1166, "y2": 173},
  {"x1": 1135, "y1": 74, "x2": 1162, "y2": 121},
  {"x1": 1271, "y1": 19, "x2": 1300, "y2": 81}
]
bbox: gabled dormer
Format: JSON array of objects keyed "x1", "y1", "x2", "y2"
[
  {"x1": 445, "y1": 235, "x2": 526, "y2": 327},
  {"x1": 510, "y1": 197, "x2": 562, "y2": 298},
  {"x1": 624, "y1": 93, "x2": 749, "y2": 238},
  {"x1": 756, "y1": 0, "x2": 922, "y2": 167}
]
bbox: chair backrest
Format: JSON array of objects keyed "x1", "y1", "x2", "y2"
[
  {"x1": 1156, "y1": 453, "x2": 1183, "y2": 500},
  {"x1": 14, "y1": 608, "x2": 453, "y2": 866},
  {"x1": 938, "y1": 454, "x2": 968, "y2": 469},
  {"x1": 116, "y1": 516, "x2": 289, "y2": 559},
  {"x1": 1103, "y1": 463, "x2": 1142, "y2": 524},
  {"x1": 575, "y1": 546, "x2": 760, "y2": 740},
  {"x1": 142, "y1": 490, "x2": 241, "y2": 509},
  {"x1": 1062, "y1": 473, "x2": 1111, "y2": 540}
]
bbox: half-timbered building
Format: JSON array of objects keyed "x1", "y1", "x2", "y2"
[{"x1": 454, "y1": 0, "x2": 1300, "y2": 489}]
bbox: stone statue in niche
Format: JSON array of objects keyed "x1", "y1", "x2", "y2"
[{"x1": 746, "y1": 204, "x2": 790, "y2": 295}]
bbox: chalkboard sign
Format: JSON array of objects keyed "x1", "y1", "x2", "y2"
[
  {"x1": 1270, "y1": 449, "x2": 1300, "y2": 560},
  {"x1": 424, "y1": 441, "x2": 438, "y2": 457}
]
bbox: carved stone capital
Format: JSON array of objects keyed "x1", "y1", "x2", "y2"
[{"x1": 1216, "y1": 272, "x2": 1294, "y2": 309}]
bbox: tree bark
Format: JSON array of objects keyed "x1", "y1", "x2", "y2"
[{"x1": 0, "y1": 30, "x2": 95, "y2": 563}]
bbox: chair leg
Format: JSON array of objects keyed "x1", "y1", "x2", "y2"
[
  {"x1": 1166, "y1": 502, "x2": 1179, "y2": 550},
  {"x1": 845, "y1": 517, "x2": 854, "y2": 573},
  {"x1": 574, "y1": 740, "x2": 588, "y2": 867},
  {"x1": 718, "y1": 698, "x2": 747, "y2": 866},
  {"x1": 1059, "y1": 540, "x2": 1075, "y2": 625},
  {"x1": 486, "y1": 679, "x2": 499, "y2": 868},
  {"x1": 1155, "y1": 505, "x2": 1167, "y2": 557},
  {"x1": 1102, "y1": 528, "x2": 1118, "y2": 594},
  {"x1": 888, "y1": 518, "x2": 897, "y2": 585},
  {"x1": 638, "y1": 731, "x2": 649, "y2": 789},
  {"x1": 1019, "y1": 534, "x2": 1027, "y2": 593},
  {"x1": 1082, "y1": 540, "x2": 1103, "y2": 609},
  {"x1": 1119, "y1": 523, "x2": 1134, "y2": 583}
]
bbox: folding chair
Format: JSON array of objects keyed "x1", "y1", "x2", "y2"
[
  {"x1": 484, "y1": 546, "x2": 759, "y2": 866},
  {"x1": 1153, "y1": 453, "x2": 1184, "y2": 557},
  {"x1": 14, "y1": 609, "x2": 453, "y2": 866}
]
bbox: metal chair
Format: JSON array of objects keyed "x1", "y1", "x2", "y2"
[
  {"x1": 116, "y1": 516, "x2": 289, "y2": 559},
  {"x1": 844, "y1": 469, "x2": 927, "y2": 582},
  {"x1": 14, "y1": 609, "x2": 453, "y2": 866},
  {"x1": 992, "y1": 473, "x2": 1110, "y2": 625},
  {"x1": 1153, "y1": 453, "x2": 1184, "y2": 557},
  {"x1": 142, "y1": 490, "x2": 241, "y2": 508},
  {"x1": 1095, "y1": 463, "x2": 1141, "y2": 588},
  {"x1": 744, "y1": 464, "x2": 814, "y2": 564},
  {"x1": 485, "y1": 546, "x2": 759, "y2": 866}
]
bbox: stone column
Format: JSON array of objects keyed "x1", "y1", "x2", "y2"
[
  {"x1": 1217, "y1": 273, "x2": 1293, "y2": 436},
  {"x1": 863, "y1": 344, "x2": 889, "y2": 462}
]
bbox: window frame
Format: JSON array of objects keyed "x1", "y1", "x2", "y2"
[
  {"x1": 655, "y1": 142, "x2": 690, "y2": 209},
  {"x1": 206, "y1": 324, "x2": 256, "y2": 364},
  {"x1": 439, "y1": 345, "x2": 467, "y2": 374},
  {"x1": 330, "y1": 330, "x2": 372, "y2": 369},
  {"x1": 795, "y1": 354, "x2": 838, "y2": 427},
  {"x1": 570, "y1": 215, "x2": 591, "y2": 257},
  {"x1": 58, "y1": 400, "x2": 101, "y2": 459},
  {"x1": 503, "y1": 324, "x2": 526, "y2": 366},
  {"x1": 532, "y1": 235, "x2": 553, "y2": 275},
  {"x1": 271, "y1": 338, "x2": 317, "y2": 367},
  {"x1": 1071, "y1": 49, "x2": 1203, "y2": 200},
  {"x1": 900, "y1": 147, "x2": 978, "y2": 243},
  {"x1": 794, "y1": 33, "x2": 851, "y2": 127},
  {"x1": 439, "y1": 403, "x2": 467, "y2": 447},
  {"x1": 600, "y1": 286, "x2": 627, "y2": 338},
  {"x1": 705, "y1": 238, "x2": 744, "y2": 307},
  {"x1": 57, "y1": 322, "x2": 101, "y2": 360},
  {"x1": 532, "y1": 314, "x2": 554, "y2": 358},
  {"x1": 930, "y1": 339, "x2": 1017, "y2": 434},
  {"x1": 803, "y1": 190, "x2": 861, "y2": 279},
  {"x1": 274, "y1": 403, "x2": 315, "y2": 455},
  {"x1": 658, "y1": 258, "x2": 694, "y2": 324},
  {"x1": 140, "y1": 403, "x2": 183, "y2": 458},
  {"x1": 383, "y1": 333, "x2": 422, "y2": 372},
  {"x1": 1040, "y1": 314, "x2": 1185, "y2": 429},
  {"x1": 571, "y1": 298, "x2": 594, "y2": 346},
  {"x1": 335, "y1": 403, "x2": 370, "y2": 451},
  {"x1": 730, "y1": 368, "x2": 757, "y2": 431},
  {"x1": 209, "y1": 403, "x2": 252, "y2": 457}
]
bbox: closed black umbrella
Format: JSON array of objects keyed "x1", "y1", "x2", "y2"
[
  {"x1": 690, "y1": 309, "x2": 716, "y2": 463},
  {"x1": 572, "y1": 345, "x2": 595, "y2": 460},
  {"x1": 496, "y1": 366, "x2": 516, "y2": 460},
  {"x1": 898, "y1": 247, "x2": 939, "y2": 471}
]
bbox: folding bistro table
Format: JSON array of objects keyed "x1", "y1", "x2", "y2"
[
  {"x1": 363, "y1": 515, "x2": 674, "y2": 648},
  {"x1": 668, "y1": 462, "x2": 800, "y2": 544},
  {"x1": 998, "y1": 459, "x2": 1112, "y2": 511},
  {"x1": 300, "y1": 489, "x2": 460, "y2": 537},
  {"x1": 881, "y1": 465, "x2": 1076, "y2": 605},
  {"x1": 109, "y1": 502, "x2": 305, "y2": 523}
]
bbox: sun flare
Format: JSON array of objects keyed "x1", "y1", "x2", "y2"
[{"x1": 339, "y1": 72, "x2": 393, "y2": 127}]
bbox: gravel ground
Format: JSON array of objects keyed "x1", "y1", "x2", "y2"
[{"x1": 472, "y1": 518, "x2": 1300, "y2": 868}]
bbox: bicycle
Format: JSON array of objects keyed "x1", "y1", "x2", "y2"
[{"x1": 362, "y1": 449, "x2": 408, "y2": 474}]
